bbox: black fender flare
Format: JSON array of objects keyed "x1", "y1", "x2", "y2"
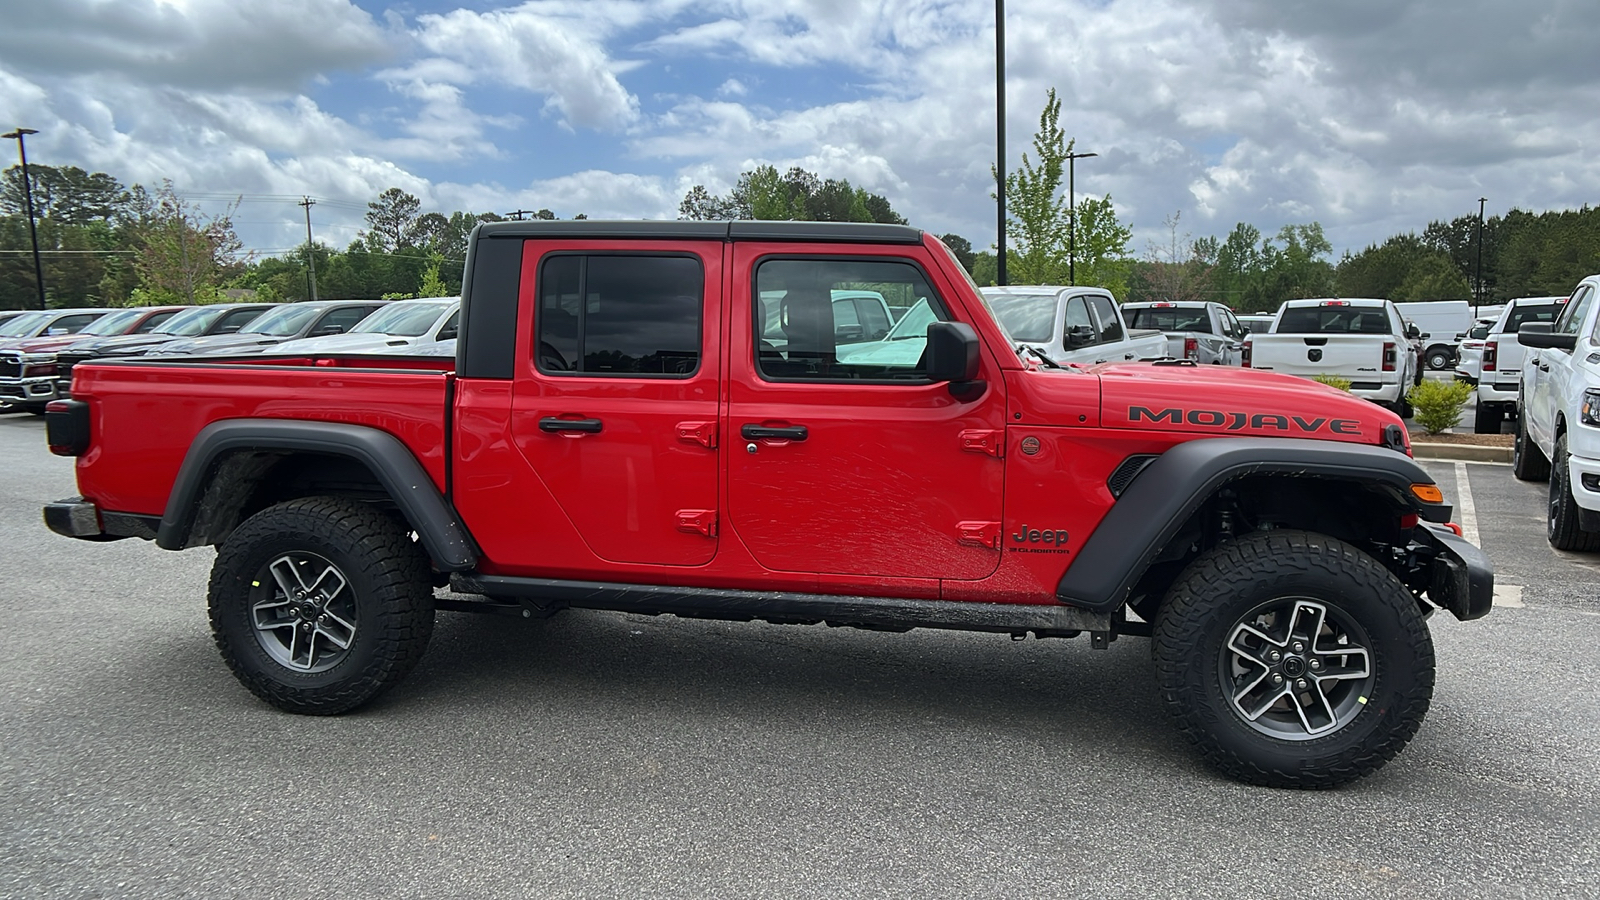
[
  {"x1": 1056, "y1": 438, "x2": 1447, "y2": 612},
  {"x1": 155, "y1": 419, "x2": 478, "y2": 571}
]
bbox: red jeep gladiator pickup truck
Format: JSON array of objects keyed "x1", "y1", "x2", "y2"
[{"x1": 44, "y1": 220, "x2": 1491, "y2": 788}]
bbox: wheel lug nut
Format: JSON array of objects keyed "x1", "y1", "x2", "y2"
[
  {"x1": 1296, "y1": 679, "x2": 1308, "y2": 690},
  {"x1": 1292, "y1": 642, "x2": 1304, "y2": 652},
  {"x1": 1272, "y1": 674, "x2": 1284, "y2": 684},
  {"x1": 1310, "y1": 659, "x2": 1321, "y2": 670},
  {"x1": 1269, "y1": 651, "x2": 1281, "y2": 662}
]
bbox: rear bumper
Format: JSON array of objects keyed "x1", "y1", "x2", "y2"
[
  {"x1": 1478, "y1": 380, "x2": 1519, "y2": 404},
  {"x1": 43, "y1": 497, "x2": 159, "y2": 542},
  {"x1": 1348, "y1": 378, "x2": 1404, "y2": 404},
  {"x1": 1418, "y1": 523, "x2": 1494, "y2": 621}
]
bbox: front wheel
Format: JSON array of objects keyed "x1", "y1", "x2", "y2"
[
  {"x1": 1153, "y1": 531, "x2": 1434, "y2": 788},
  {"x1": 1548, "y1": 435, "x2": 1600, "y2": 552},
  {"x1": 208, "y1": 496, "x2": 436, "y2": 714}
]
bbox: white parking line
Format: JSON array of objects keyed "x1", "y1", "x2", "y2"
[{"x1": 1454, "y1": 461, "x2": 1479, "y2": 547}]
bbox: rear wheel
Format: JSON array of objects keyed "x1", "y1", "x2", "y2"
[
  {"x1": 1548, "y1": 435, "x2": 1600, "y2": 552},
  {"x1": 1512, "y1": 408, "x2": 1550, "y2": 482},
  {"x1": 1153, "y1": 530, "x2": 1434, "y2": 788},
  {"x1": 1426, "y1": 348, "x2": 1453, "y2": 371},
  {"x1": 1472, "y1": 399, "x2": 1501, "y2": 434},
  {"x1": 208, "y1": 496, "x2": 435, "y2": 714}
]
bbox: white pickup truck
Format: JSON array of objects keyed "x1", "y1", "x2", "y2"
[
  {"x1": 1514, "y1": 276, "x2": 1600, "y2": 550},
  {"x1": 1471, "y1": 296, "x2": 1566, "y2": 434},
  {"x1": 1122, "y1": 301, "x2": 1247, "y2": 365},
  {"x1": 1243, "y1": 298, "x2": 1418, "y2": 416},
  {"x1": 981, "y1": 286, "x2": 1167, "y2": 365}
]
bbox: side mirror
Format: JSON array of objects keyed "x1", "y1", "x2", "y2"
[
  {"x1": 436, "y1": 325, "x2": 459, "y2": 342},
  {"x1": 313, "y1": 324, "x2": 344, "y2": 335},
  {"x1": 1064, "y1": 324, "x2": 1094, "y2": 349},
  {"x1": 1405, "y1": 324, "x2": 1420, "y2": 339},
  {"x1": 1420, "y1": 332, "x2": 1430, "y2": 341},
  {"x1": 1519, "y1": 322, "x2": 1576, "y2": 351},
  {"x1": 926, "y1": 321, "x2": 980, "y2": 383}
]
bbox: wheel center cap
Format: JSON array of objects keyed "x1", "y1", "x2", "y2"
[
  {"x1": 1281, "y1": 656, "x2": 1307, "y2": 677},
  {"x1": 298, "y1": 600, "x2": 320, "y2": 618}
]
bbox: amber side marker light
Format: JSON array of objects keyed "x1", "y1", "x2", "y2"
[{"x1": 1411, "y1": 483, "x2": 1444, "y2": 504}]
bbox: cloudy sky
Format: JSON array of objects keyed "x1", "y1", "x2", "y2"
[{"x1": 1, "y1": 0, "x2": 1595, "y2": 262}]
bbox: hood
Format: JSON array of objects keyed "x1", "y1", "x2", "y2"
[
  {"x1": 147, "y1": 333, "x2": 287, "y2": 356},
  {"x1": 272, "y1": 333, "x2": 418, "y2": 353},
  {"x1": 66, "y1": 332, "x2": 185, "y2": 358},
  {"x1": 1014, "y1": 361, "x2": 1406, "y2": 450},
  {"x1": 1, "y1": 332, "x2": 105, "y2": 355}
]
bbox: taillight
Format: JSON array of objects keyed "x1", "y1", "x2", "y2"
[
  {"x1": 1241, "y1": 340, "x2": 1252, "y2": 368},
  {"x1": 1483, "y1": 340, "x2": 1497, "y2": 372},
  {"x1": 46, "y1": 399, "x2": 90, "y2": 456},
  {"x1": 1383, "y1": 341, "x2": 1397, "y2": 372},
  {"x1": 1184, "y1": 336, "x2": 1198, "y2": 360}
]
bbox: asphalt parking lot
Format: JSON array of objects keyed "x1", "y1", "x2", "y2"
[{"x1": 1, "y1": 411, "x2": 1596, "y2": 899}]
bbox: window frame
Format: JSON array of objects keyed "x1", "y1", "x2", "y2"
[
  {"x1": 750, "y1": 253, "x2": 955, "y2": 386},
  {"x1": 533, "y1": 251, "x2": 706, "y2": 380}
]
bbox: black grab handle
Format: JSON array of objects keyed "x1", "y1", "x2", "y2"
[
  {"x1": 540, "y1": 417, "x2": 603, "y2": 434},
  {"x1": 741, "y1": 424, "x2": 808, "y2": 441}
]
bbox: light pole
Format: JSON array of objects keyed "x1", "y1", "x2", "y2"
[
  {"x1": 2, "y1": 127, "x2": 46, "y2": 309},
  {"x1": 995, "y1": 0, "x2": 1007, "y2": 286},
  {"x1": 1066, "y1": 150, "x2": 1098, "y2": 285},
  {"x1": 1474, "y1": 197, "x2": 1486, "y2": 316}
]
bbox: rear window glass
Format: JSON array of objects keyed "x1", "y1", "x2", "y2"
[
  {"x1": 1275, "y1": 306, "x2": 1392, "y2": 334},
  {"x1": 1128, "y1": 308, "x2": 1212, "y2": 333},
  {"x1": 1503, "y1": 303, "x2": 1559, "y2": 332}
]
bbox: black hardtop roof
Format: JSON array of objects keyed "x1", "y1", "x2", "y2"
[{"x1": 474, "y1": 219, "x2": 924, "y2": 245}]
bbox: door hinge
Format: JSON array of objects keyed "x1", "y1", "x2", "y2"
[
  {"x1": 956, "y1": 520, "x2": 1002, "y2": 550},
  {"x1": 676, "y1": 420, "x2": 717, "y2": 449},
  {"x1": 959, "y1": 429, "x2": 1003, "y2": 458},
  {"x1": 675, "y1": 509, "x2": 718, "y2": 538}
]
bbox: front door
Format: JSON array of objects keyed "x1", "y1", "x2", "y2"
[
  {"x1": 725, "y1": 247, "x2": 1006, "y2": 581},
  {"x1": 510, "y1": 241, "x2": 723, "y2": 567}
]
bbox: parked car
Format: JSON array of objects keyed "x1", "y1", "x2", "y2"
[
  {"x1": 54, "y1": 303, "x2": 278, "y2": 399},
  {"x1": 0, "y1": 308, "x2": 110, "y2": 350},
  {"x1": 1236, "y1": 313, "x2": 1275, "y2": 334},
  {"x1": 1515, "y1": 275, "x2": 1600, "y2": 550},
  {"x1": 0, "y1": 306, "x2": 187, "y2": 412},
  {"x1": 1452, "y1": 317, "x2": 1497, "y2": 385},
  {"x1": 272, "y1": 298, "x2": 459, "y2": 354},
  {"x1": 1122, "y1": 301, "x2": 1247, "y2": 365},
  {"x1": 758, "y1": 289, "x2": 896, "y2": 354},
  {"x1": 1394, "y1": 300, "x2": 1473, "y2": 370},
  {"x1": 45, "y1": 218, "x2": 1490, "y2": 789},
  {"x1": 1471, "y1": 297, "x2": 1566, "y2": 434},
  {"x1": 147, "y1": 301, "x2": 385, "y2": 357},
  {"x1": 1244, "y1": 298, "x2": 1420, "y2": 416},
  {"x1": 0, "y1": 310, "x2": 28, "y2": 330},
  {"x1": 981, "y1": 286, "x2": 1168, "y2": 365}
]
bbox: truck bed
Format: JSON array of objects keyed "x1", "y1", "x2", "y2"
[{"x1": 70, "y1": 353, "x2": 456, "y2": 517}]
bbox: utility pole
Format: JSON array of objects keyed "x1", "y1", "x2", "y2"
[
  {"x1": 505, "y1": 209, "x2": 533, "y2": 221},
  {"x1": 298, "y1": 196, "x2": 318, "y2": 300},
  {"x1": 1066, "y1": 150, "x2": 1098, "y2": 286},
  {"x1": 3, "y1": 127, "x2": 46, "y2": 309},
  {"x1": 995, "y1": 0, "x2": 1007, "y2": 286},
  {"x1": 1474, "y1": 197, "x2": 1486, "y2": 317}
]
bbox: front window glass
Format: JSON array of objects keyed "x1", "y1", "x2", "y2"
[
  {"x1": 154, "y1": 306, "x2": 228, "y2": 336},
  {"x1": 1555, "y1": 289, "x2": 1591, "y2": 336},
  {"x1": 242, "y1": 305, "x2": 320, "y2": 336},
  {"x1": 1062, "y1": 296, "x2": 1095, "y2": 347},
  {"x1": 989, "y1": 294, "x2": 1057, "y2": 343},
  {"x1": 1087, "y1": 295, "x2": 1123, "y2": 343},
  {"x1": 0, "y1": 312, "x2": 48, "y2": 336},
  {"x1": 537, "y1": 255, "x2": 702, "y2": 376},
  {"x1": 755, "y1": 258, "x2": 948, "y2": 381},
  {"x1": 352, "y1": 301, "x2": 455, "y2": 336},
  {"x1": 212, "y1": 307, "x2": 270, "y2": 334}
]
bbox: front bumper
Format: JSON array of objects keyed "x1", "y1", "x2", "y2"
[
  {"x1": 1568, "y1": 452, "x2": 1600, "y2": 531},
  {"x1": 43, "y1": 497, "x2": 159, "y2": 543},
  {"x1": 0, "y1": 376, "x2": 60, "y2": 405},
  {"x1": 1418, "y1": 523, "x2": 1494, "y2": 620}
]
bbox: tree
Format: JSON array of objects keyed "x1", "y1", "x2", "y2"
[
  {"x1": 997, "y1": 89, "x2": 1071, "y2": 284},
  {"x1": 130, "y1": 182, "x2": 245, "y2": 304},
  {"x1": 677, "y1": 165, "x2": 906, "y2": 224},
  {"x1": 363, "y1": 188, "x2": 423, "y2": 251},
  {"x1": 1, "y1": 164, "x2": 129, "y2": 225},
  {"x1": 940, "y1": 234, "x2": 976, "y2": 273},
  {"x1": 1129, "y1": 211, "x2": 1213, "y2": 302}
]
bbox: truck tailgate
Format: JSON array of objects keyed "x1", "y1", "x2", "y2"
[
  {"x1": 71, "y1": 357, "x2": 454, "y2": 517},
  {"x1": 1250, "y1": 334, "x2": 1390, "y2": 378}
]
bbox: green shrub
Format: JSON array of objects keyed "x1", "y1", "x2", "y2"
[
  {"x1": 1311, "y1": 374, "x2": 1352, "y2": 391},
  {"x1": 1408, "y1": 380, "x2": 1474, "y2": 434}
]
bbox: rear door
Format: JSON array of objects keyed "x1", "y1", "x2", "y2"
[
  {"x1": 725, "y1": 245, "x2": 1006, "y2": 581},
  {"x1": 509, "y1": 241, "x2": 723, "y2": 567}
]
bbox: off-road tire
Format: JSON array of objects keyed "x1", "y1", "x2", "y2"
[
  {"x1": 208, "y1": 496, "x2": 435, "y2": 715},
  {"x1": 1548, "y1": 435, "x2": 1600, "y2": 552},
  {"x1": 1473, "y1": 399, "x2": 1501, "y2": 434},
  {"x1": 1153, "y1": 530, "x2": 1434, "y2": 789},
  {"x1": 1512, "y1": 408, "x2": 1550, "y2": 482}
]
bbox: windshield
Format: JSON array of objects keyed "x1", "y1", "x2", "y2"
[
  {"x1": 989, "y1": 294, "x2": 1059, "y2": 342},
  {"x1": 1504, "y1": 303, "x2": 1559, "y2": 332},
  {"x1": 1128, "y1": 308, "x2": 1212, "y2": 333},
  {"x1": 154, "y1": 306, "x2": 229, "y2": 336},
  {"x1": 0, "y1": 312, "x2": 49, "y2": 337},
  {"x1": 80, "y1": 309, "x2": 145, "y2": 336},
  {"x1": 883, "y1": 298, "x2": 937, "y2": 340},
  {"x1": 351, "y1": 302, "x2": 451, "y2": 336},
  {"x1": 242, "y1": 305, "x2": 319, "y2": 337},
  {"x1": 1276, "y1": 305, "x2": 1392, "y2": 334}
]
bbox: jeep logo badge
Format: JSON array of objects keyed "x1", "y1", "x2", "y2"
[{"x1": 1308, "y1": 348, "x2": 1323, "y2": 362}]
